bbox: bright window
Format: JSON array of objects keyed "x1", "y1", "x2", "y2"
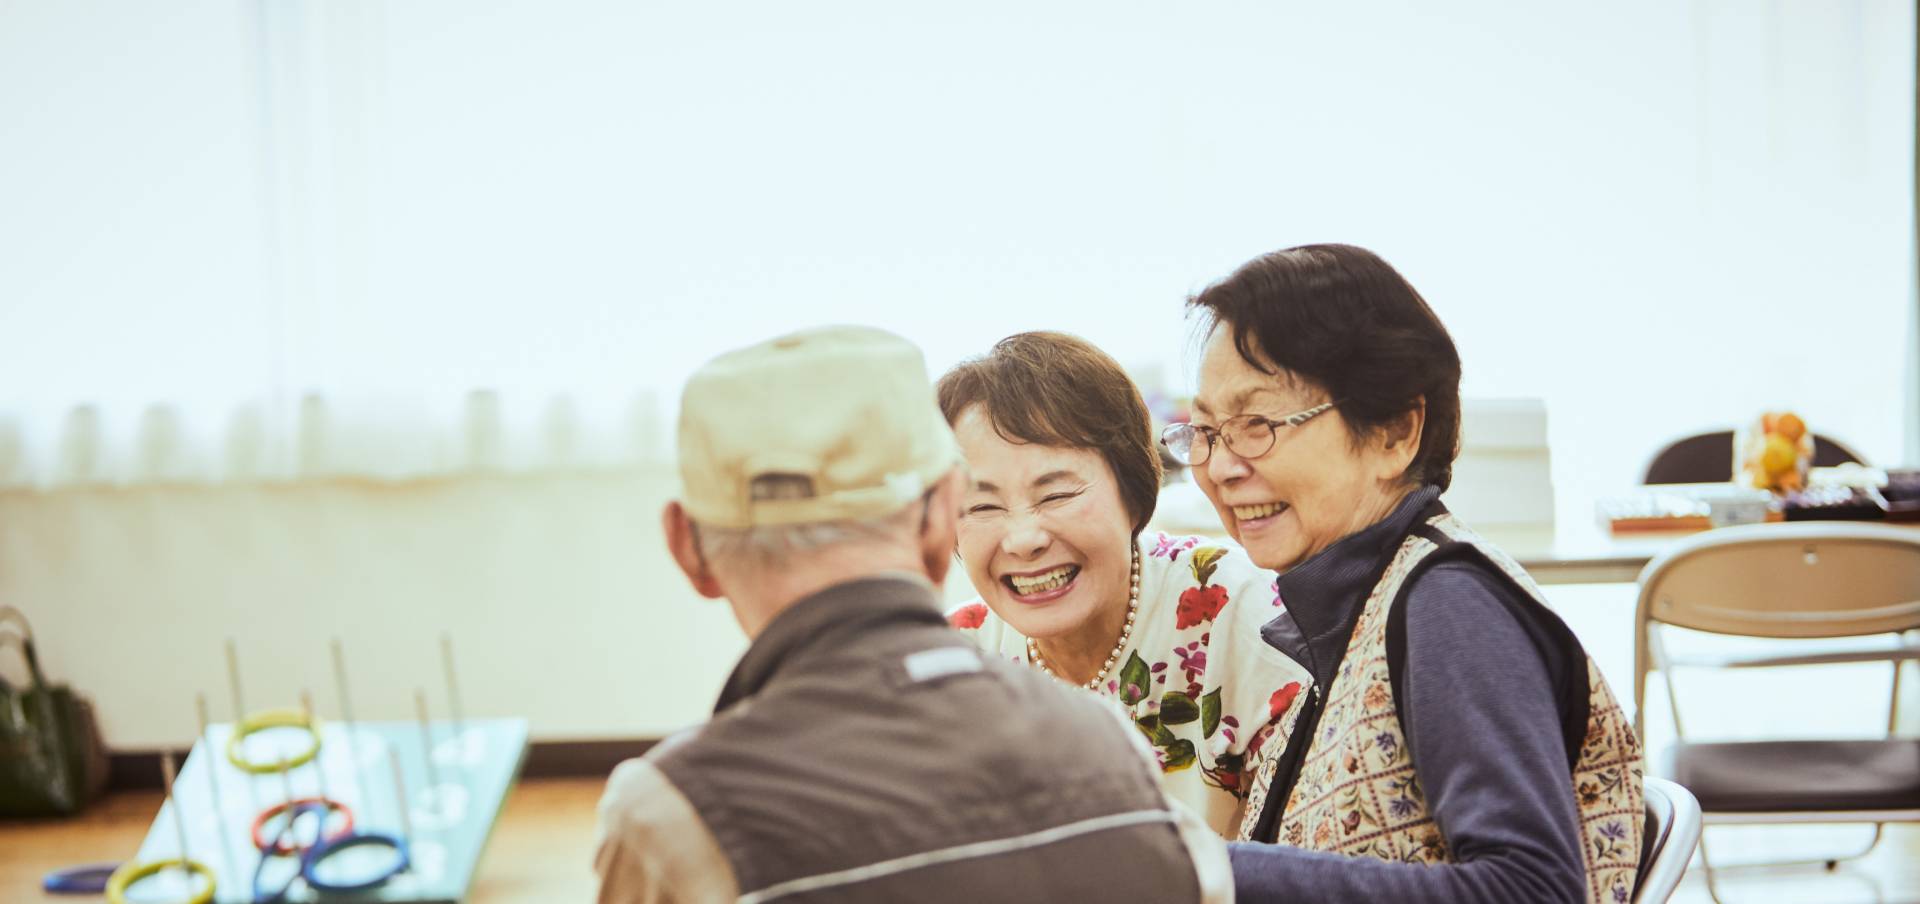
[{"x1": 1, "y1": 1, "x2": 1911, "y2": 498}]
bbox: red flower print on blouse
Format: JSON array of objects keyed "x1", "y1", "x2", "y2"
[
  {"x1": 947, "y1": 602, "x2": 989, "y2": 630},
  {"x1": 1175, "y1": 585, "x2": 1229, "y2": 630},
  {"x1": 1268, "y1": 681, "x2": 1303, "y2": 721}
]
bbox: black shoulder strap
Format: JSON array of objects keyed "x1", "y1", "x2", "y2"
[{"x1": 1385, "y1": 531, "x2": 1591, "y2": 774}]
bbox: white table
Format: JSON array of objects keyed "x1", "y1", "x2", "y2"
[
  {"x1": 1475, "y1": 521, "x2": 1683, "y2": 586},
  {"x1": 1154, "y1": 483, "x2": 1914, "y2": 586}
]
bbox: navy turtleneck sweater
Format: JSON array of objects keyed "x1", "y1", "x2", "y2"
[{"x1": 1229, "y1": 486, "x2": 1591, "y2": 904}]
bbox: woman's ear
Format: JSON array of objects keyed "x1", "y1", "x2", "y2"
[{"x1": 1376, "y1": 397, "x2": 1426, "y2": 481}]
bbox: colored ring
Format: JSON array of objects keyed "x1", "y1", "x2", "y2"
[
  {"x1": 104, "y1": 858, "x2": 215, "y2": 904},
  {"x1": 226, "y1": 708, "x2": 321, "y2": 774},
  {"x1": 252, "y1": 844, "x2": 303, "y2": 904},
  {"x1": 300, "y1": 831, "x2": 410, "y2": 892},
  {"x1": 42, "y1": 862, "x2": 119, "y2": 894},
  {"x1": 252, "y1": 801, "x2": 330, "y2": 904},
  {"x1": 249, "y1": 797, "x2": 356, "y2": 855}
]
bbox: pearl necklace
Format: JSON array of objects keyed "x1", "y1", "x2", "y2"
[{"x1": 1027, "y1": 544, "x2": 1142, "y2": 691}]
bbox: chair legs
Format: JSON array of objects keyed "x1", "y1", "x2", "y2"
[
  {"x1": 1698, "y1": 836, "x2": 1727, "y2": 904},
  {"x1": 1824, "y1": 823, "x2": 1886, "y2": 869},
  {"x1": 1694, "y1": 823, "x2": 1887, "y2": 904}
]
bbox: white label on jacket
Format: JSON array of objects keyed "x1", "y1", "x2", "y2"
[{"x1": 902, "y1": 647, "x2": 982, "y2": 683}]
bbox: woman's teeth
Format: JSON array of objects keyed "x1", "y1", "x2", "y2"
[
  {"x1": 1234, "y1": 502, "x2": 1287, "y2": 520},
  {"x1": 1007, "y1": 566, "x2": 1078, "y2": 594}
]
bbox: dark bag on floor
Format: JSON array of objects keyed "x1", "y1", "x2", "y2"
[{"x1": 0, "y1": 607, "x2": 109, "y2": 816}]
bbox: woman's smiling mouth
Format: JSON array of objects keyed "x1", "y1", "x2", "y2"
[
  {"x1": 1232, "y1": 502, "x2": 1290, "y2": 525},
  {"x1": 1002, "y1": 565, "x2": 1082, "y2": 601}
]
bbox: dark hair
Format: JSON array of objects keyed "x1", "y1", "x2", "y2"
[
  {"x1": 1186, "y1": 244, "x2": 1462, "y2": 491},
  {"x1": 937, "y1": 331, "x2": 1161, "y2": 535}
]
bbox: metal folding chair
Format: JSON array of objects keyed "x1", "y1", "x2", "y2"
[{"x1": 1633, "y1": 522, "x2": 1920, "y2": 903}]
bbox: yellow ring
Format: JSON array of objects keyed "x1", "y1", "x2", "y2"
[
  {"x1": 105, "y1": 858, "x2": 215, "y2": 904},
  {"x1": 226, "y1": 707, "x2": 322, "y2": 774}
]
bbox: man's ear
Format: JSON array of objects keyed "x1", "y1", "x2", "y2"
[
  {"x1": 1375, "y1": 397, "x2": 1426, "y2": 483},
  {"x1": 663, "y1": 501, "x2": 726, "y2": 599},
  {"x1": 918, "y1": 468, "x2": 963, "y2": 586}
]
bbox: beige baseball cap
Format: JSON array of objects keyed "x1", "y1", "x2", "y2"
[{"x1": 675, "y1": 325, "x2": 960, "y2": 529}]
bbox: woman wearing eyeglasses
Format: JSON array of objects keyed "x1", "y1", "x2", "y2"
[
  {"x1": 937, "y1": 331, "x2": 1314, "y2": 839},
  {"x1": 1183, "y1": 245, "x2": 1644, "y2": 904}
]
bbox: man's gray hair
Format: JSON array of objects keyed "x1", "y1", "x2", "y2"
[{"x1": 695, "y1": 502, "x2": 924, "y2": 577}]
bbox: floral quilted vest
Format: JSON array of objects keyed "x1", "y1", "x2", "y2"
[{"x1": 1237, "y1": 511, "x2": 1645, "y2": 904}]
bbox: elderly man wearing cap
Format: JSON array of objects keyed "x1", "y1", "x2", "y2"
[{"x1": 592, "y1": 326, "x2": 1233, "y2": 904}]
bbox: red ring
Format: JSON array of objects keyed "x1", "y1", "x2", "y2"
[{"x1": 250, "y1": 796, "x2": 356, "y2": 856}]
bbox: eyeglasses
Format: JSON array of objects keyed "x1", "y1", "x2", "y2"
[{"x1": 1160, "y1": 400, "x2": 1339, "y2": 466}]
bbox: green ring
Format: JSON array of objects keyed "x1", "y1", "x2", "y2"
[
  {"x1": 227, "y1": 707, "x2": 322, "y2": 774},
  {"x1": 106, "y1": 858, "x2": 215, "y2": 904}
]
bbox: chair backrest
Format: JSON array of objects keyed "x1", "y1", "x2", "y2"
[
  {"x1": 1632, "y1": 777, "x2": 1702, "y2": 904},
  {"x1": 1643, "y1": 432, "x2": 1736, "y2": 485},
  {"x1": 1634, "y1": 522, "x2": 1920, "y2": 639},
  {"x1": 1642, "y1": 430, "x2": 1867, "y2": 484},
  {"x1": 1812, "y1": 434, "x2": 1868, "y2": 469}
]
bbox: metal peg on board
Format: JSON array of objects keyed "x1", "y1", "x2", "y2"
[
  {"x1": 194, "y1": 693, "x2": 236, "y2": 879},
  {"x1": 223, "y1": 639, "x2": 259, "y2": 814},
  {"x1": 414, "y1": 689, "x2": 443, "y2": 811},
  {"x1": 159, "y1": 750, "x2": 195, "y2": 889},
  {"x1": 440, "y1": 632, "x2": 467, "y2": 742},
  {"x1": 387, "y1": 747, "x2": 415, "y2": 870},
  {"x1": 329, "y1": 637, "x2": 367, "y2": 803}
]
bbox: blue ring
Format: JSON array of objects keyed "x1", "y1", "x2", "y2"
[
  {"x1": 251, "y1": 852, "x2": 301, "y2": 904},
  {"x1": 42, "y1": 863, "x2": 119, "y2": 895},
  {"x1": 299, "y1": 831, "x2": 409, "y2": 892},
  {"x1": 251, "y1": 801, "x2": 329, "y2": 904}
]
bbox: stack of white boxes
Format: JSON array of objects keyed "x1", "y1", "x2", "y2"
[{"x1": 1443, "y1": 398, "x2": 1555, "y2": 532}]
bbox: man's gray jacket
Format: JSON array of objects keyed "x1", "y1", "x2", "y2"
[{"x1": 594, "y1": 574, "x2": 1232, "y2": 903}]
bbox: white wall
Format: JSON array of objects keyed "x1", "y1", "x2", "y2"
[{"x1": 0, "y1": 470, "x2": 748, "y2": 749}]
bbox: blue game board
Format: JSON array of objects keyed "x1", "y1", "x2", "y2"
[{"x1": 125, "y1": 718, "x2": 528, "y2": 903}]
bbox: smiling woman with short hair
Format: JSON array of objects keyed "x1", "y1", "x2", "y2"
[
  {"x1": 938, "y1": 331, "x2": 1313, "y2": 838},
  {"x1": 1183, "y1": 244, "x2": 1645, "y2": 904}
]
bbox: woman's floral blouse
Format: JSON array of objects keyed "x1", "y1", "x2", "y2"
[{"x1": 948, "y1": 531, "x2": 1313, "y2": 837}]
